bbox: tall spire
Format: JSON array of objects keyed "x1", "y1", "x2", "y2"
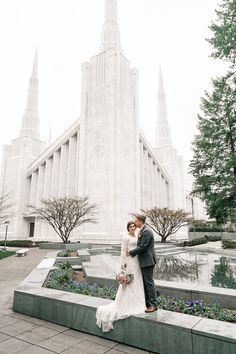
[
  {"x1": 32, "y1": 48, "x2": 38, "y2": 78},
  {"x1": 19, "y1": 49, "x2": 40, "y2": 139},
  {"x1": 100, "y1": 0, "x2": 121, "y2": 52},
  {"x1": 155, "y1": 66, "x2": 172, "y2": 148}
]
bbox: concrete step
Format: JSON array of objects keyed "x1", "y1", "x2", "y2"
[
  {"x1": 156, "y1": 247, "x2": 186, "y2": 256},
  {"x1": 155, "y1": 246, "x2": 183, "y2": 252},
  {"x1": 155, "y1": 243, "x2": 180, "y2": 250}
]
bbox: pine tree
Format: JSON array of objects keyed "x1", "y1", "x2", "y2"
[{"x1": 190, "y1": 0, "x2": 236, "y2": 223}]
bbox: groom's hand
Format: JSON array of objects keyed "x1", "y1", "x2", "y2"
[{"x1": 126, "y1": 251, "x2": 130, "y2": 256}]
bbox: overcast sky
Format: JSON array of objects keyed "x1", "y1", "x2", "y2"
[{"x1": 0, "y1": 0, "x2": 227, "y2": 169}]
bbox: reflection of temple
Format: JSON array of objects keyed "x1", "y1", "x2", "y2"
[{"x1": 1, "y1": 0, "x2": 190, "y2": 242}]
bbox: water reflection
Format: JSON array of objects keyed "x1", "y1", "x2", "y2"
[
  {"x1": 211, "y1": 257, "x2": 236, "y2": 289},
  {"x1": 100, "y1": 250, "x2": 236, "y2": 289},
  {"x1": 154, "y1": 255, "x2": 198, "y2": 282}
]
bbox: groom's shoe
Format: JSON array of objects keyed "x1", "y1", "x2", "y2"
[{"x1": 145, "y1": 306, "x2": 157, "y2": 313}]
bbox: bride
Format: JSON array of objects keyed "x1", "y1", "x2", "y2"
[{"x1": 96, "y1": 221, "x2": 146, "y2": 332}]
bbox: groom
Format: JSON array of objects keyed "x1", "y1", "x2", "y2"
[{"x1": 128, "y1": 215, "x2": 157, "y2": 313}]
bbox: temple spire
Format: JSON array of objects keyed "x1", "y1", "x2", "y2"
[
  {"x1": 100, "y1": 0, "x2": 121, "y2": 52},
  {"x1": 155, "y1": 66, "x2": 172, "y2": 148},
  {"x1": 19, "y1": 49, "x2": 40, "y2": 139},
  {"x1": 31, "y1": 48, "x2": 38, "y2": 78}
]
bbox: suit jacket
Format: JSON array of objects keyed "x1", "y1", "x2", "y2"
[{"x1": 129, "y1": 224, "x2": 157, "y2": 268}]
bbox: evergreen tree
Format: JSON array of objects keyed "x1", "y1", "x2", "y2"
[{"x1": 190, "y1": 0, "x2": 236, "y2": 223}]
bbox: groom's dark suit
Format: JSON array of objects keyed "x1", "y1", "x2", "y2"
[{"x1": 129, "y1": 224, "x2": 157, "y2": 308}]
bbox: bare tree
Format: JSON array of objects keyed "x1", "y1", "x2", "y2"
[
  {"x1": 29, "y1": 196, "x2": 98, "y2": 243},
  {"x1": 140, "y1": 207, "x2": 192, "y2": 243},
  {"x1": 0, "y1": 192, "x2": 13, "y2": 224}
]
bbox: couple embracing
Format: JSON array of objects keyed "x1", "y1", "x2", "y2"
[{"x1": 96, "y1": 215, "x2": 157, "y2": 332}]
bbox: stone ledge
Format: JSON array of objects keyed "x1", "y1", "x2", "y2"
[{"x1": 12, "y1": 257, "x2": 236, "y2": 354}]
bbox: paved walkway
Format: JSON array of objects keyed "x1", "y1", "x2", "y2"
[{"x1": 0, "y1": 248, "x2": 152, "y2": 354}]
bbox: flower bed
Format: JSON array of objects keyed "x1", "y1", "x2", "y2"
[
  {"x1": 45, "y1": 262, "x2": 117, "y2": 299},
  {"x1": 44, "y1": 262, "x2": 236, "y2": 323}
]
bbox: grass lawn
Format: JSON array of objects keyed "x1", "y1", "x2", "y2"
[{"x1": 0, "y1": 250, "x2": 16, "y2": 259}]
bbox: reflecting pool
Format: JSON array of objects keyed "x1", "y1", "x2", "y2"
[{"x1": 153, "y1": 252, "x2": 236, "y2": 290}]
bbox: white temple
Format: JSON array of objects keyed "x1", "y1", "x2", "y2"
[{"x1": 0, "y1": 0, "x2": 189, "y2": 243}]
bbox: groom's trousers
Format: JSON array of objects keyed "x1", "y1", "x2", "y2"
[{"x1": 142, "y1": 265, "x2": 157, "y2": 308}]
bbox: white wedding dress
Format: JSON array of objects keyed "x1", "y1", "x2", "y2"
[{"x1": 96, "y1": 234, "x2": 146, "y2": 332}]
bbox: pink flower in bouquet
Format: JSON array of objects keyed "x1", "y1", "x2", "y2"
[{"x1": 116, "y1": 270, "x2": 134, "y2": 285}]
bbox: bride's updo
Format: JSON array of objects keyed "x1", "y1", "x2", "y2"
[{"x1": 127, "y1": 221, "x2": 135, "y2": 231}]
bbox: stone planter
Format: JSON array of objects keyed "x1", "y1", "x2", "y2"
[
  {"x1": 13, "y1": 255, "x2": 236, "y2": 354},
  {"x1": 54, "y1": 250, "x2": 90, "y2": 266}
]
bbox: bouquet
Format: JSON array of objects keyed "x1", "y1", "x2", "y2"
[{"x1": 116, "y1": 264, "x2": 134, "y2": 285}]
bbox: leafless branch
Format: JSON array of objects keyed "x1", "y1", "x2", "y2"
[{"x1": 28, "y1": 196, "x2": 99, "y2": 243}]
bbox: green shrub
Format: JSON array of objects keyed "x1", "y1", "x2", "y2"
[
  {"x1": 57, "y1": 251, "x2": 69, "y2": 257},
  {"x1": 205, "y1": 235, "x2": 222, "y2": 242},
  {"x1": 0, "y1": 240, "x2": 33, "y2": 247},
  {"x1": 58, "y1": 261, "x2": 72, "y2": 270},
  {"x1": 0, "y1": 240, "x2": 48, "y2": 248},
  {"x1": 189, "y1": 226, "x2": 223, "y2": 232},
  {"x1": 184, "y1": 237, "x2": 207, "y2": 246},
  {"x1": 222, "y1": 240, "x2": 236, "y2": 249}
]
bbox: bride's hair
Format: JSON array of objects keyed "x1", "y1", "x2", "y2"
[{"x1": 127, "y1": 221, "x2": 135, "y2": 231}]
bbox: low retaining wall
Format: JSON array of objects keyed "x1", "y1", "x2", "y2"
[{"x1": 12, "y1": 256, "x2": 236, "y2": 354}]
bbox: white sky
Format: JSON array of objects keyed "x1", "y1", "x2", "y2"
[{"x1": 0, "y1": 0, "x2": 227, "y2": 168}]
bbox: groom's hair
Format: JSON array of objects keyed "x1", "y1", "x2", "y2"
[{"x1": 136, "y1": 214, "x2": 146, "y2": 224}]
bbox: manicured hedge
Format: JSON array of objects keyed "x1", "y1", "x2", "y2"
[
  {"x1": 189, "y1": 227, "x2": 223, "y2": 232},
  {"x1": 222, "y1": 240, "x2": 236, "y2": 249},
  {"x1": 184, "y1": 235, "x2": 222, "y2": 247},
  {"x1": 0, "y1": 240, "x2": 48, "y2": 247},
  {"x1": 183, "y1": 237, "x2": 207, "y2": 246},
  {"x1": 205, "y1": 235, "x2": 222, "y2": 242}
]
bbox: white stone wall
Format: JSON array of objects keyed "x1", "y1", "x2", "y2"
[
  {"x1": 78, "y1": 48, "x2": 140, "y2": 242},
  {"x1": 139, "y1": 134, "x2": 169, "y2": 210},
  {"x1": 25, "y1": 123, "x2": 80, "y2": 241}
]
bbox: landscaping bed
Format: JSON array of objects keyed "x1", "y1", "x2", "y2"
[{"x1": 44, "y1": 262, "x2": 236, "y2": 323}]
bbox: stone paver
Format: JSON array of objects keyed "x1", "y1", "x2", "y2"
[
  {"x1": 19, "y1": 346, "x2": 56, "y2": 354},
  {"x1": 39, "y1": 332, "x2": 83, "y2": 353},
  {"x1": 0, "y1": 247, "x2": 151, "y2": 354},
  {"x1": 0, "y1": 337, "x2": 32, "y2": 354},
  {"x1": 60, "y1": 339, "x2": 109, "y2": 354},
  {"x1": 0, "y1": 333, "x2": 10, "y2": 343},
  {"x1": 0, "y1": 319, "x2": 38, "y2": 336},
  {"x1": 16, "y1": 326, "x2": 60, "y2": 345}
]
